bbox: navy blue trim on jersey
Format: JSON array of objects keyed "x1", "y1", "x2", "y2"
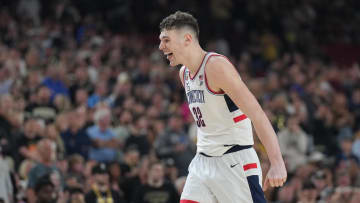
[
  {"x1": 224, "y1": 94, "x2": 238, "y2": 112},
  {"x1": 247, "y1": 175, "x2": 267, "y2": 203}
]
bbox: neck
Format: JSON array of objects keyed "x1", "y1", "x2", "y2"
[
  {"x1": 148, "y1": 178, "x2": 164, "y2": 188},
  {"x1": 183, "y1": 46, "x2": 207, "y2": 74},
  {"x1": 41, "y1": 159, "x2": 52, "y2": 166}
]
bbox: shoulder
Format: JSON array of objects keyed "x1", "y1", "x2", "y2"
[
  {"x1": 206, "y1": 54, "x2": 235, "y2": 74},
  {"x1": 205, "y1": 54, "x2": 239, "y2": 82}
]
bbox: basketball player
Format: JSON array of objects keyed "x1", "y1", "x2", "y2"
[{"x1": 159, "y1": 11, "x2": 287, "y2": 203}]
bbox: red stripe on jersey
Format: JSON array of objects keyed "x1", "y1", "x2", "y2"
[
  {"x1": 180, "y1": 200, "x2": 199, "y2": 203},
  {"x1": 233, "y1": 114, "x2": 247, "y2": 123},
  {"x1": 243, "y1": 163, "x2": 257, "y2": 171}
]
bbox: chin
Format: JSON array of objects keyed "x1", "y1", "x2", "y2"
[{"x1": 169, "y1": 61, "x2": 180, "y2": 67}]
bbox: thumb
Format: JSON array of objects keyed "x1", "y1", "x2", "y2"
[{"x1": 263, "y1": 176, "x2": 269, "y2": 191}]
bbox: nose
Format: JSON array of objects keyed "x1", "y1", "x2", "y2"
[{"x1": 159, "y1": 41, "x2": 164, "y2": 51}]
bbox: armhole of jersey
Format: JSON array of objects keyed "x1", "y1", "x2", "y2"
[{"x1": 204, "y1": 54, "x2": 225, "y2": 95}]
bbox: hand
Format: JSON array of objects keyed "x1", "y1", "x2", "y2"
[{"x1": 263, "y1": 161, "x2": 287, "y2": 191}]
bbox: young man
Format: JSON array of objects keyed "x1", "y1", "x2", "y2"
[{"x1": 159, "y1": 11, "x2": 287, "y2": 203}]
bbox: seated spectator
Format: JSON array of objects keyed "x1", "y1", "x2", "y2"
[
  {"x1": 67, "y1": 154, "x2": 85, "y2": 187},
  {"x1": 25, "y1": 86, "x2": 58, "y2": 123},
  {"x1": 108, "y1": 162, "x2": 123, "y2": 194},
  {"x1": 53, "y1": 94, "x2": 72, "y2": 113},
  {"x1": 297, "y1": 180, "x2": 318, "y2": 203},
  {"x1": 26, "y1": 139, "x2": 63, "y2": 203},
  {"x1": 87, "y1": 108, "x2": 118, "y2": 162},
  {"x1": 34, "y1": 176, "x2": 56, "y2": 203},
  {"x1": 69, "y1": 67, "x2": 93, "y2": 104},
  {"x1": 132, "y1": 161, "x2": 179, "y2": 203},
  {"x1": 74, "y1": 88, "x2": 89, "y2": 108},
  {"x1": 278, "y1": 116, "x2": 308, "y2": 172},
  {"x1": 87, "y1": 80, "x2": 113, "y2": 108},
  {"x1": 41, "y1": 64, "x2": 69, "y2": 100},
  {"x1": 119, "y1": 146, "x2": 140, "y2": 178},
  {"x1": 124, "y1": 115, "x2": 151, "y2": 156},
  {"x1": 85, "y1": 163, "x2": 125, "y2": 203},
  {"x1": 16, "y1": 119, "x2": 43, "y2": 165},
  {"x1": 0, "y1": 94, "x2": 23, "y2": 161},
  {"x1": 44, "y1": 124, "x2": 65, "y2": 160},
  {"x1": 61, "y1": 110, "x2": 91, "y2": 159},
  {"x1": 336, "y1": 137, "x2": 359, "y2": 167},
  {"x1": 65, "y1": 186, "x2": 85, "y2": 203},
  {"x1": 155, "y1": 114, "x2": 194, "y2": 176},
  {"x1": 0, "y1": 152, "x2": 13, "y2": 203}
]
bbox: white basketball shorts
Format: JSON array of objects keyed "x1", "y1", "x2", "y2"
[{"x1": 180, "y1": 146, "x2": 266, "y2": 203}]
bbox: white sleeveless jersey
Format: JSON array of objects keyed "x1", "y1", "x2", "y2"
[{"x1": 183, "y1": 52, "x2": 254, "y2": 156}]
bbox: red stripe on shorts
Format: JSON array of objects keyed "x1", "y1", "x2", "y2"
[
  {"x1": 233, "y1": 114, "x2": 247, "y2": 123},
  {"x1": 243, "y1": 163, "x2": 257, "y2": 171},
  {"x1": 180, "y1": 200, "x2": 199, "y2": 203}
]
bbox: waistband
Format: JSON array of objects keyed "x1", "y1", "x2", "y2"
[{"x1": 199, "y1": 145, "x2": 252, "y2": 157}]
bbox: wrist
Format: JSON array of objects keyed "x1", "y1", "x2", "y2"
[{"x1": 269, "y1": 156, "x2": 285, "y2": 165}]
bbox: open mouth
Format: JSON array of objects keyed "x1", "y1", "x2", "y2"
[{"x1": 165, "y1": 52, "x2": 173, "y2": 59}]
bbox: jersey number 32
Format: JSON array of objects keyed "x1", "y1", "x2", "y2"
[{"x1": 192, "y1": 107, "x2": 206, "y2": 127}]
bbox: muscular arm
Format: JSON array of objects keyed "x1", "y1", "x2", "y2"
[
  {"x1": 206, "y1": 56, "x2": 286, "y2": 189},
  {"x1": 206, "y1": 57, "x2": 283, "y2": 163}
]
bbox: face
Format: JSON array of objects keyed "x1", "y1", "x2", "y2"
[
  {"x1": 37, "y1": 185, "x2": 55, "y2": 202},
  {"x1": 94, "y1": 173, "x2": 109, "y2": 186},
  {"x1": 159, "y1": 29, "x2": 186, "y2": 66},
  {"x1": 149, "y1": 164, "x2": 165, "y2": 182}
]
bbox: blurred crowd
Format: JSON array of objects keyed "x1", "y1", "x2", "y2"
[{"x1": 0, "y1": 0, "x2": 359, "y2": 203}]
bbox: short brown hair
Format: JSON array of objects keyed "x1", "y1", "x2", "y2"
[{"x1": 159, "y1": 11, "x2": 199, "y2": 39}]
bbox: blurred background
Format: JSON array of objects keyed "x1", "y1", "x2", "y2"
[{"x1": 0, "y1": 0, "x2": 360, "y2": 202}]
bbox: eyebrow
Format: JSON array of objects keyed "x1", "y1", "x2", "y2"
[{"x1": 159, "y1": 36, "x2": 169, "y2": 40}]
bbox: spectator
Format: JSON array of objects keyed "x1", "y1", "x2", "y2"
[
  {"x1": 44, "y1": 124, "x2": 65, "y2": 160},
  {"x1": 61, "y1": 110, "x2": 91, "y2": 159},
  {"x1": 297, "y1": 180, "x2": 318, "y2": 203},
  {"x1": 34, "y1": 176, "x2": 56, "y2": 203},
  {"x1": 132, "y1": 161, "x2": 179, "y2": 203},
  {"x1": 41, "y1": 65, "x2": 70, "y2": 100},
  {"x1": 87, "y1": 108, "x2": 118, "y2": 162},
  {"x1": 25, "y1": 86, "x2": 58, "y2": 123},
  {"x1": 336, "y1": 137, "x2": 359, "y2": 167},
  {"x1": 69, "y1": 67, "x2": 93, "y2": 104},
  {"x1": 16, "y1": 119, "x2": 43, "y2": 164},
  {"x1": 107, "y1": 162, "x2": 123, "y2": 194},
  {"x1": 65, "y1": 187, "x2": 85, "y2": 203},
  {"x1": 85, "y1": 163, "x2": 125, "y2": 203},
  {"x1": 27, "y1": 139, "x2": 63, "y2": 203},
  {"x1": 0, "y1": 152, "x2": 13, "y2": 203},
  {"x1": 124, "y1": 115, "x2": 151, "y2": 156},
  {"x1": 278, "y1": 116, "x2": 308, "y2": 172},
  {"x1": 155, "y1": 114, "x2": 194, "y2": 176},
  {"x1": 87, "y1": 80, "x2": 111, "y2": 108},
  {"x1": 66, "y1": 154, "x2": 85, "y2": 187},
  {"x1": 0, "y1": 94, "x2": 23, "y2": 159}
]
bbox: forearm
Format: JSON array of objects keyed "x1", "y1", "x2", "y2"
[{"x1": 252, "y1": 111, "x2": 284, "y2": 164}]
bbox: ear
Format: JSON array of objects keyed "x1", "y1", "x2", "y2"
[{"x1": 184, "y1": 33, "x2": 193, "y2": 46}]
